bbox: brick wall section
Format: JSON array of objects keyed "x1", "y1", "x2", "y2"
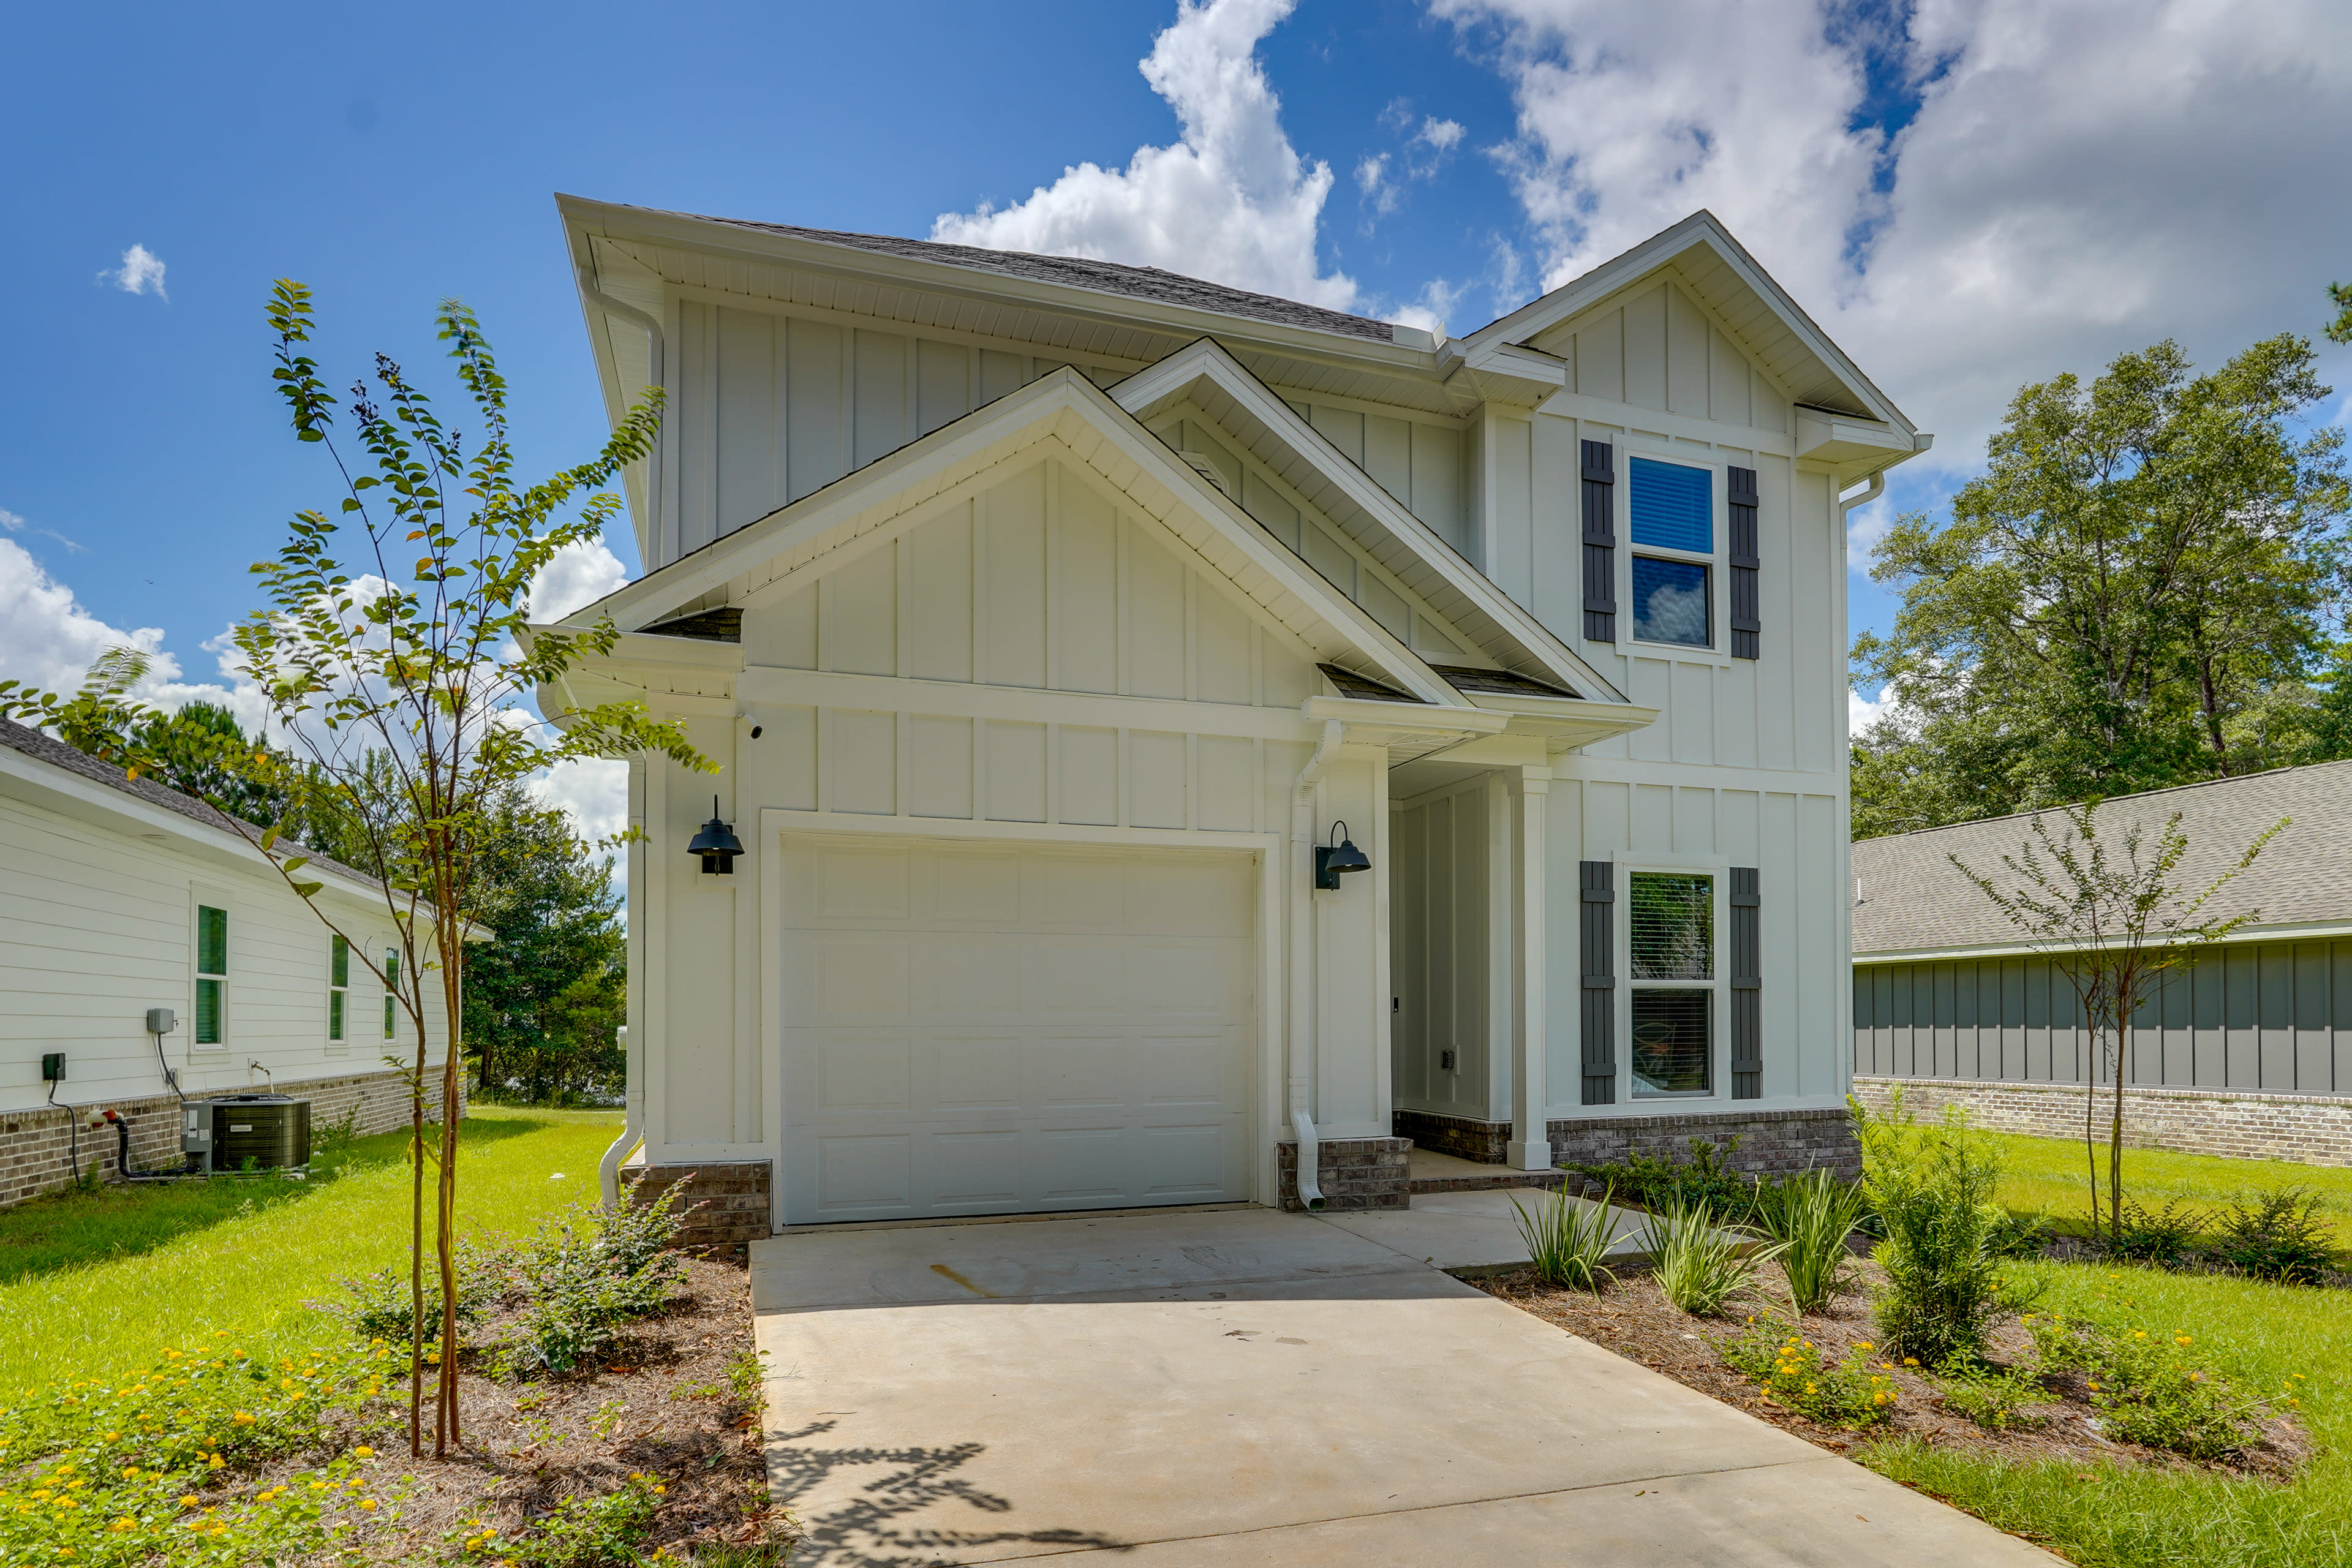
[
  {"x1": 0, "y1": 1066, "x2": 432, "y2": 1208},
  {"x1": 623, "y1": 1161, "x2": 774, "y2": 1245},
  {"x1": 1391, "y1": 1109, "x2": 1511, "y2": 1165},
  {"x1": 1276, "y1": 1136, "x2": 1411, "y2": 1212},
  {"x1": 1546, "y1": 1107, "x2": 1860, "y2": 1179},
  {"x1": 1853, "y1": 1076, "x2": 2352, "y2": 1169}
]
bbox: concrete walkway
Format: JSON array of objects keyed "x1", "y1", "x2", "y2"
[{"x1": 752, "y1": 1205, "x2": 2057, "y2": 1566}]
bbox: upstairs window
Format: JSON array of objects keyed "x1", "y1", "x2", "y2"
[
  {"x1": 1629, "y1": 872, "x2": 1714, "y2": 1097},
  {"x1": 328, "y1": 935, "x2": 349, "y2": 1042},
  {"x1": 1629, "y1": 458, "x2": 1714, "y2": 648},
  {"x1": 195, "y1": 904, "x2": 228, "y2": 1046}
]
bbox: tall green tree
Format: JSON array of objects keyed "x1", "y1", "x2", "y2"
[{"x1": 1852, "y1": 336, "x2": 2346, "y2": 837}]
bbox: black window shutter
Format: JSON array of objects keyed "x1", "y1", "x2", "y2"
[
  {"x1": 1581, "y1": 442, "x2": 1616, "y2": 643},
  {"x1": 1728, "y1": 466, "x2": 1760, "y2": 660},
  {"x1": 1580, "y1": 860, "x2": 1616, "y2": 1104},
  {"x1": 1730, "y1": 867, "x2": 1762, "y2": 1098}
]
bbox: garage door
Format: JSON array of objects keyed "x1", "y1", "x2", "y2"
[{"x1": 779, "y1": 835, "x2": 1256, "y2": 1224}]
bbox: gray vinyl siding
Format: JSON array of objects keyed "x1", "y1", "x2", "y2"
[{"x1": 1853, "y1": 937, "x2": 2352, "y2": 1095}]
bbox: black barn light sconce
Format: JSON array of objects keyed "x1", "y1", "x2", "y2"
[
  {"x1": 1314, "y1": 820, "x2": 1371, "y2": 891},
  {"x1": 688, "y1": 796, "x2": 744, "y2": 875}
]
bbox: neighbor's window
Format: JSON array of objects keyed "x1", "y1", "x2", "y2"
[
  {"x1": 1629, "y1": 458, "x2": 1713, "y2": 648},
  {"x1": 195, "y1": 904, "x2": 228, "y2": 1046},
  {"x1": 328, "y1": 935, "x2": 349, "y2": 1042},
  {"x1": 1629, "y1": 872, "x2": 1713, "y2": 1096},
  {"x1": 383, "y1": 948, "x2": 400, "y2": 1042}
]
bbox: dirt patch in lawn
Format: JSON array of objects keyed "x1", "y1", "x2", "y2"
[
  {"x1": 295, "y1": 1248, "x2": 788, "y2": 1563},
  {"x1": 1466, "y1": 1257, "x2": 2310, "y2": 1480}
]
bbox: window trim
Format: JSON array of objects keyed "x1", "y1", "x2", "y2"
[
  {"x1": 1622, "y1": 453, "x2": 1729, "y2": 659},
  {"x1": 1616, "y1": 862, "x2": 1726, "y2": 1102},
  {"x1": 190, "y1": 888, "x2": 233, "y2": 1050},
  {"x1": 327, "y1": 934, "x2": 350, "y2": 1050},
  {"x1": 383, "y1": 946, "x2": 401, "y2": 1043}
]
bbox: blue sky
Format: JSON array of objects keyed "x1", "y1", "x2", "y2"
[{"x1": 5, "y1": 0, "x2": 2349, "y2": 835}]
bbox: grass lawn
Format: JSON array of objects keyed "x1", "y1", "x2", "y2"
[
  {"x1": 1984, "y1": 1129, "x2": 2352, "y2": 1243},
  {"x1": 0, "y1": 1106, "x2": 620, "y2": 1395},
  {"x1": 1863, "y1": 1257, "x2": 2350, "y2": 1566}
]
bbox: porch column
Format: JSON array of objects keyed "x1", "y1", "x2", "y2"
[{"x1": 1509, "y1": 766, "x2": 1551, "y2": 1170}]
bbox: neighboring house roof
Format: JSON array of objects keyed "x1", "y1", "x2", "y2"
[
  {"x1": 663, "y1": 208, "x2": 1403, "y2": 345},
  {"x1": 1852, "y1": 761, "x2": 2352, "y2": 957}
]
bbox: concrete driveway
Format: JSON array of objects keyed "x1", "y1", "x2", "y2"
[{"x1": 751, "y1": 1205, "x2": 2056, "y2": 1566}]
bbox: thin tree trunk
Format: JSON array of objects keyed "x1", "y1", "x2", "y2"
[
  {"x1": 2084, "y1": 1010, "x2": 2102, "y2": 1238},
  {"x1": 2109, "y1": 1009, "x2": 2130, "y2": 1244},
  {"x1": 435, "y1": 905, "x2": 464, "y2": 1455},
  {"x1": 407, "y1": 1049, "x2": 426, "y2": 1457}
]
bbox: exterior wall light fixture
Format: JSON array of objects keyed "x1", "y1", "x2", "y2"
[
  {"x1": 688, "y1": 796, "x2": 744, "y2": 875},
  {"x1": 1314, "y1": 820, "x2": 1371, "y2": 891}
]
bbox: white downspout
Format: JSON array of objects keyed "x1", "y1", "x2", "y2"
[
  {"x1": 1287, "y1": 718, "x2": 1344, "y2": 1212},
  {"x1": 1836, "y1": 470, "x2": 1886, "y2": 529},
  {"x1": 597, "y1": 1023, "x2": 642, "y2": 1208}
]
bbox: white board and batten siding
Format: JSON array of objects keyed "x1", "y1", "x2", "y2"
[{"x1": 0, "y1": 783, "x2": 439, "y2": 1114}]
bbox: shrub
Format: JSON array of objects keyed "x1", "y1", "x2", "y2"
[
  {"x1": 1750, "y1": 1167, "x2": 1870, "y2": 1314},
  {"x1": 1933, "y1": 1366, "x2": 2051, "y2": 1431},
  {"x1": 2100, "y1": 1199, "x2": 2205, "y2": 1268},
  {"x1": 454, "y1": 1472, "x2": 663, "y2": 1566},
  {"x1": 2026, "y1": 1314, "x2": 2269, "y2": 1460},
  {"x1": 335, "y1": 1238, "x2": 516, "y2": 1343},
  {"x1": 499, "y1": 1195, "x2": 687, "y2": 1378},
  {"x1": 1721, "y1": 1317, "x2": 1899, "y2": 1427},
  {"x1": 2209, "y1": 1188, "x2": 2337, "y2": 1286},
  {"x1": 1648, "y1": 1201, "x2": 1778, "y2": 1316},
  {"x1": 1983, "y1": 1206, "x2": 2055, "y2": 1261},
  {"x1": 1852, "y1": 1090, "x2": 2038, "y2": 1367},
  {"x1": 1572, "y1": 1137, "x2": 1752, "y2": 1220},
  {"x1": 1510, "y1": 1183, "x2": 1621, "y2": 1292}
]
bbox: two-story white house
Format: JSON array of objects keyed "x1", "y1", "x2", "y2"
[{"x1": 537, "y1": 198, "x2": 1928, "y2": 1232}]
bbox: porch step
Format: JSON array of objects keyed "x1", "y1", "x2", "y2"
[{"x1": 1406, "y1": 1148, "x2": 1572, "y2": 1197}]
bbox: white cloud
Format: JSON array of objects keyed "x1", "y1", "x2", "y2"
[
  {"x1": 529, "y1": 756, "x2": 628, "y2": 846},
  {"x1": 1417, "y1": 116, "x2": 1466, "y2": 153},
  {"x1": 1439, "y1": 0, "x2": 2352, "y2": 467},
  {"x1": 1849, "y1": 687, "x2": 1890, "y2": 735},
  {"x1": 100, "y1": 244, "x2": 168, "y2": 300},
  {"x1": 931, "y1": 0, "x2": 1357, "y2": 311},
  {"x1": 528, "y1": 537, "x2": 631, "y2": 623},
  {"x1": 0, "y1": 507, "x2": 85, "y2": 554},
  {"x1": 0, "y1": 537, "x2": 263, "y2": 728}
]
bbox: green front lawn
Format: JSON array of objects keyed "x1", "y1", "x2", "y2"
[
  {"x1": 0, "y1": 1106, "x2": 621, "y2": 1393},
  {"x1": 1983, "y1": 1129, "x2": 2352, "y2": 1244}
]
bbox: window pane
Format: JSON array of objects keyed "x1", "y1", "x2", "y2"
[
  {"x1": 328, "y1": 990, "x2": 344, "y2": 1042},
  {"x1": 1632, "y1": 557, "x2": 1710, "y2": 646},
  {"x1": 331, "y1": 935, "x2": 349, "y2": 987},
  {"x1": 197, "y1": 905, "x2": 228, "y2": 978},
  {"x1": 1629, "y1": 458, "x2": 1713, "y2": 552},
  {"x1": 1629, "y1": 872, "x2": 1713, "y2": 978},
  {"x1": 384, "y1": 993, "x2": 397, "y2": 1041},
  {"x1": 385, "y1": 949, "x2": 399, "y2": 989},
  {"x1": 195, "y1": 977, "x2": 222, "y2": 1045},
  {"x1": 1632, "y1": 990, "x2": 1711, "y2": 1095}
]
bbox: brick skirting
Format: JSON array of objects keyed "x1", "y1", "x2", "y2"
[
  {"x1": 1276, "y1": 1136, "x2": 1411, "y2": 1212},
  {"x1": 1852, "y1": 1076, "x2": 2352, "y2": 1169},
  {"x1": 622, "y1": 1160, "x2": 774, "y2": 1245},
  {"x1": 1, "y1": 1065, "x2": 430, "y2": 1209},
  {"x1": 1547, "y1": 1107, "x2": 1860, "y2": 1180},
  {"x1": 1391, "y1": 1109, "x2": 1511, "y2": 1164}
]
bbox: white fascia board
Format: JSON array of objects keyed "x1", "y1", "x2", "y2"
[
  {"x1": 1853, "y1": 917, "x2": 2352, "y2": 966},
  {"x1": 1302, "y1": 695, "x2": 1507, "y2": 746},
  {"x1": 1114, "y1": 339, "x2": 1628, "y2": 704},
  {"x1": 1457, "y1": 211, "x2": 1915, "y2": 436},
  {"x1": 560, "y1": 368, "x2": 1477, "y2": 711},
  {"x1": 1464, "y1": 692, "x2": 1662, "y2": 753}
]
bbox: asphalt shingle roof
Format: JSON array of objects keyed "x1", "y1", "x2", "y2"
[
  {"x1": 1852, "y1": 760, "x2": 2352, "y2": 956},
  {"x1": 663, "y1": 208, "x2": 1406, "y2": 345}
]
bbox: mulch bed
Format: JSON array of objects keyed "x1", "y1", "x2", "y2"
[
  {"x1": 1465, "y1": 1254, "x2": 2310, "y2": 1479},
  {"x1": 293, "y1": 1248, "x2": 790, "y2": 1563}
]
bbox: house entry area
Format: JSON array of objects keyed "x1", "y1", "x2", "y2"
[{"x1": 776, "y1": 834, "x2": 1257, "y2": 1224}]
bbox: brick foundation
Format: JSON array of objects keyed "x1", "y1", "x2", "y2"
[
  {"x1": 1853, "y1": 1076, "x2": 2352, "y2": 1169},
  {"x1": 1546, "y1": 1107, "x2": 1859, "y2": 1179},
  {"x1": 622, "y1": 1160, "x2": 774, "y2": 1245},
  {"x1": 1390, "y1": 1109, "x2": 1510, "y2": 1164},
  {"x1": 0, "y1": 1065, "x2": 430, "y2": 1209},
  {"x1": 1276, "y1": 1136, "x2": 1411, "y2": 1212}
]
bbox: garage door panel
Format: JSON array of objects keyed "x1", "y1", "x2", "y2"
[{"x1": 783, "y1": 836, "x2": 1254, "y2": 1224}]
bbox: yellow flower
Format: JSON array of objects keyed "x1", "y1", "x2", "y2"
[
  {"x1": 353, "y1": 1446, "x2": 375, "y2": 1458},
  {"x1": 1902, "y1": 1357, "x2": 1918, "y2": 1367},
  {"x1": 358, "y1": 1498, "x2": 377, "y2": 1511},
  {"x1": 2176, "y1": 1336, "x2": 2192, "y2": 1346},
  {"x1": 206, "y1": 1455, "x2": 224, "y2": 1470},
  {"x1": 178, "y1": 1495, "x2": 200, "y2": 1508},
  {"x1": 231, "y1": 1411, "x2": 254, "y2": 1426}
]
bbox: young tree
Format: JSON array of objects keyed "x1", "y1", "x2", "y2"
[
  {"x1": 1949, "y1": 804, "x2": 2282, "y2": 1243},
  {"x1": 1, "y1": 283, "x2": 708, "y2": 1457},
  {"x1": 1852, "y1": 335, "x2": 2346, "y2": 832}
]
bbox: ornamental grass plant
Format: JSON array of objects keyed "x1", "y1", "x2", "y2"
[
  {"x1": 1509, "y1": 1183, "x2": 1621, "y2": 1292},
  {"x1": 1647, "y1": 1200, "x2": 1781, "y2": 1316},
  {"x1": 1750, "y1": 1166, "x2": 1871, "y2": 1314}
]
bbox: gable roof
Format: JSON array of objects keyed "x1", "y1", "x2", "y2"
[
  {"x1": 1852, "y1": 761, "x2": 2352, "y2": 957},
  {"x1": 1461, "y1": 211, "x2": 1916, "y2": 431}
]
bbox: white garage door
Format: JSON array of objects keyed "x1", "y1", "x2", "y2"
[{"x1": 779, "y1": 835, "x2": 1256, "y2": 1224}]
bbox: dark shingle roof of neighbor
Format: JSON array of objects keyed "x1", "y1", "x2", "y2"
[
  {"x1": 0, "y1": 717, "x2": 378, "y2": 891},
  {"x1": 663, "y1": 207, "x2": 1405, "y2": 345},
  {"x1": 1852, "y1": 760, "x2": 2352, "y2": 956}
]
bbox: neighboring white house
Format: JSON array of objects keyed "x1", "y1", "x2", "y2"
[
  {"x1": 537, "y1": 198, "x2": 1929, "y2": 1231},
  {"x1": 0, "y1": 718, "x2": 451, "y2": 1205}
]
